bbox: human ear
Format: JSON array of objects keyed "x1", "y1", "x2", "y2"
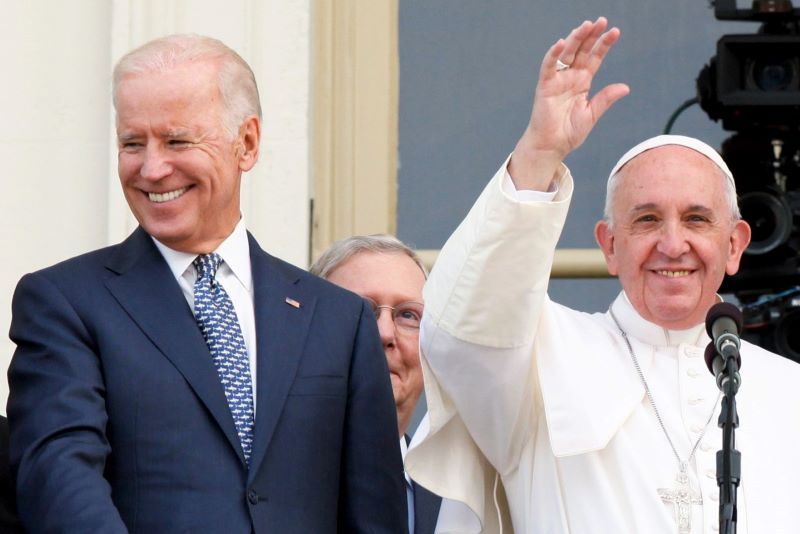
[
  {"x1": 236, "y1": 115, "x2": 261, "y2": 172},
  {"x1": 594, "y1": 219, "x2": 619, "y2": 276},
  {"x1": 725, "y1": 219, "x2": 752, "y2": 275}
]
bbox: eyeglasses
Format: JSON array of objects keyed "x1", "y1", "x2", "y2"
[{"x1": 363, "y1": 297, "x2": 424, "y2": 332}]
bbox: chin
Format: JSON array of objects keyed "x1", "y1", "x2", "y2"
[{"x1": 143, "y1": 223, "x2": 194, "y2": 246}]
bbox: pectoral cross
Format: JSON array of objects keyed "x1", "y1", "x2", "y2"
[{"x1": 657, "y1": 467, "x2": 703, "y2": 534}]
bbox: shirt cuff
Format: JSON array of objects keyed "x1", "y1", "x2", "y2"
[{"x1": 502, "y1": 168, "x2": 559, "y2": 202}]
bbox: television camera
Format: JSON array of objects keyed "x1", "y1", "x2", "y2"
[{"x1": 697, "y1": 0, "x2": 800, "y2": 362}]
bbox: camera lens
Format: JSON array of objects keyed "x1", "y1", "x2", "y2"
[
  {"x1": 750, "y1": 56, "x2": 798, "y2": 91},
  {"x1": 740, "y1": 190, "x2": 793, "y2": 254},
  {"x1": 774, "y1": 309, "x2": 800, "y2": 363}
]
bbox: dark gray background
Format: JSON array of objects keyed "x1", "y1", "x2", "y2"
[{"x1": 397, "y1": 1, "x2": 755, "y2": 312}]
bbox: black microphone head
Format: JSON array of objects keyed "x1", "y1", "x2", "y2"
[{"x1": 705, "y1": 301, "x2": 743, "y2": 338}]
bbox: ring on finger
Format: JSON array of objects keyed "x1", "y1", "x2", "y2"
[{"x1": 555, "y1": 59, "x2": 571, "y2": 72}]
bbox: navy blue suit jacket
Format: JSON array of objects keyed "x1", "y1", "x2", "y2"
[
  {"x1": 405, "y1": 435, "x2": 441, "y2": 534},
  {"x1": 412, "y1": 478, "x2": 442, "y2": 534},
  {"x1": 8, "y1": 228, "x2": 407, "y2": 533}
]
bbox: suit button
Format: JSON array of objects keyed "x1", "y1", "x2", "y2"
[{"x1": 247, "y1": 489, "x2": 259, "y2": 505}]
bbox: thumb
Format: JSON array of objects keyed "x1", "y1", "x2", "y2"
[{"x1": 588, "y1": 83, "x2": 630, "y2": 123}]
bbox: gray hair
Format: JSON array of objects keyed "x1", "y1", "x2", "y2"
[
  {"x1": 310, "y1": 234, "x2": 428, "y2": 280},
  {"x1": 112, "y1": 34, "x2": 261, "y2": 139},
  {"x1": 603, "y1": 161, "x2": 741, "y2": 230}
]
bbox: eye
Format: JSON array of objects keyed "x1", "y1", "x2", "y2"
[
  {"x1": 634, "y1": 214, "x2": 658, "y2": 224},
  {"x1": 120, "y1": 141, "x2": 143, "y2": 152},
  {"x1": 168, "y1": 139, "x2": 190, "y2": 147},
  {"x1": 394, "y1": 302, "x2": 424, "y2": 329},
  {"x1": 398, "y1": 308, "x2": 421, "y2": 322}
]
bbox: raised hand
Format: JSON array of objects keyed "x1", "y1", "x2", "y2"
[{"x1": 509, "y1": 17, "x2": 629, "y2": 191}]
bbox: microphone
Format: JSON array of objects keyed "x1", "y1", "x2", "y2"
[
  {"x1": 704, "y1": 343, "x2": 741, "y2": 392},
  {"x1": 704, "y1": 302, "x2": 743, "y2": 391}
]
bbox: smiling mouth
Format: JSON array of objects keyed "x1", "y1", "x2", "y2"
[
  {"x1": 148, "y1": 187, "x2": 188, "y2": 203},
  {"x1": 655, "y1": 270, "x2": 692, "y2": 278}
]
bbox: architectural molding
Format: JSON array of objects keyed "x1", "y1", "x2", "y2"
[{"x1": 311, "y1": 0, "x2": 398, "y2": 262}]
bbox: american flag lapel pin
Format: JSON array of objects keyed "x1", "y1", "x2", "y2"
[{"x1": 285, "y1": 297, "x2": 301, "y2": 309}]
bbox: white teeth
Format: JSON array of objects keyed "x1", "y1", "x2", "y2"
[
  {"x1": 148, "y1": 187, "x2": 187, "y2": 203},
  {"x1": 656, "y1": 270, "x2": 690, "y2": 278}
]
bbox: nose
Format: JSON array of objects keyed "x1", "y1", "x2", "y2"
[
  {"x1": 376, "y1": 308, "x2": 397, "y2": 349},
  {"x1": 656, "y1": 221, "x2": 691, "y2": 258},
  {"x1": 140, "y1": 144, "x2": 173, "y2": 180}
]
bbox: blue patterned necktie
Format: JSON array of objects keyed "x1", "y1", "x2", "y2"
[{"x1": 193, "y1": 253, "x2": 255, "y2": 465}]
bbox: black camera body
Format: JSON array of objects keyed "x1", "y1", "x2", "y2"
[
  {"x1": 698, "y1": 0, "x2": 800, "y2": 363},
  {"x1": 699, "y1": 0, "x2": 800, "y2": 130},
  {"x1": 701, "y1": 34, "x2": 800, "y2": 130}
]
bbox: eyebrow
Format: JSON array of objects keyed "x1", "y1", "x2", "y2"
[
  {"x1": 628, "y1": 203, "x2": 715, "y2": 216},
  {"x1": 163, "y1": 128, "x2": 192, "y2": 138},
  {"x1": 629, "y1": 202, "x2": 657, "y2": 214},
  {"x1": 117, "y1": 132, "x2": 139, "y2": 143},
  {"x1": 117, "y1": 129, "x2": 195, "y2": 142}
]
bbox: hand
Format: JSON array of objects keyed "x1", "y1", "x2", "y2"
[{"x1": 509, "y1": 17, "x2": 629, "y2": 190}]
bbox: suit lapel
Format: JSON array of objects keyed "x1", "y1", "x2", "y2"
[
  {"x1": 104, "y1": 229, "x2": 244, "y2": 462},
  {"x1": 246, "y1": 235, "x2": 316, "y2": 480}
]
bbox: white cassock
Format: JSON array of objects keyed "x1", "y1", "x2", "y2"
[{"x1": 404, "y1": 158, "x2": 800, "y2": 534}]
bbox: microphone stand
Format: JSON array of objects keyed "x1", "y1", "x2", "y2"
[{"x1": 716, "y1": 355, "x2": 741, "y2": 534}]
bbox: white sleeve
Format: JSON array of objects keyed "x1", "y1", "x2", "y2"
[{"x1": 420, "y1": 155, "x2": 573, "y2": 475}]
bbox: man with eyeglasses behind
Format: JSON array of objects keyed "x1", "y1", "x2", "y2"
[{"x1": 311, "y1": 235, "x2": 440, "y2": 534}]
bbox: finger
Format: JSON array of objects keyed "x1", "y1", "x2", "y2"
[
  {"x1": 539, "y1": 38, "x2": 567, "y2": 80},
  {"x1": 572, "y1": 17, "x2": 609, "y2": 69},
  {"x1": 591, "y1": 28, "x2": 620, "y2": 69},
  {"x1": 585, "y1": 27, "x2": 622, "y2": 75},
  {"x1": 558, "y1": 20, "x2": 594, "y2": 66},
  {"x1": 588, "y1": 82, "x2": 630, "y2": 123}
]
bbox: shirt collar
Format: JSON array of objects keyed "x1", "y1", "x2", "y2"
[
  {"x1": 612, "y1": 291, "x2": 708, "y2": 347},
  {"x1": 151, "y1": 218, "x2": 252, "y2": 291}
]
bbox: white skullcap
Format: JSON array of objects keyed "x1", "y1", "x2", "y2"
[{"x1": 608, "y1": 134, "x2": 735, "y2": 191}]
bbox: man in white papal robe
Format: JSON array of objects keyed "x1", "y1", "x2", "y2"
[{"x1": 405, "y1": 17, "x2": 800, "y2": 534}]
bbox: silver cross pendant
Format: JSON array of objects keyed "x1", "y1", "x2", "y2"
[{"x1": 657, "y1": 466, "x2": 703, "y2": 534}]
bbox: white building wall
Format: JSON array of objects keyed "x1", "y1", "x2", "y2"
[{"x1": 0, "y1": 0, "x2": 312, "y2": 412}]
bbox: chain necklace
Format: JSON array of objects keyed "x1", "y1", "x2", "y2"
[{"x1": 610, "y1": 309, "x2": 721, "y2": 534}]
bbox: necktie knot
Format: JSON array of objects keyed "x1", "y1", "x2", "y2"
[{"x1": 194, "y1": 253, "x2": 223, "y2": 284}]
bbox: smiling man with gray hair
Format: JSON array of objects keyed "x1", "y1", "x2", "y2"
[{"x1": 406, "y1": 17, "x2": 800, "y2": 534}]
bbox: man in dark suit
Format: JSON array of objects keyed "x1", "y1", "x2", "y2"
[
  {"x1": 7, "y1": 34, "x2": 406, "y2": 533},
  {"x1": 311, "y1": 235, "x2": 442, "y2": 534}
]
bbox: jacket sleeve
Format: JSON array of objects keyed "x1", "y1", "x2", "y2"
[
  {"x1": 7, "y1": 271, "x2": 128, "y2": 533},
  {"x1": 338, "y1": 300, "x2": 408, "y2": 534}
]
